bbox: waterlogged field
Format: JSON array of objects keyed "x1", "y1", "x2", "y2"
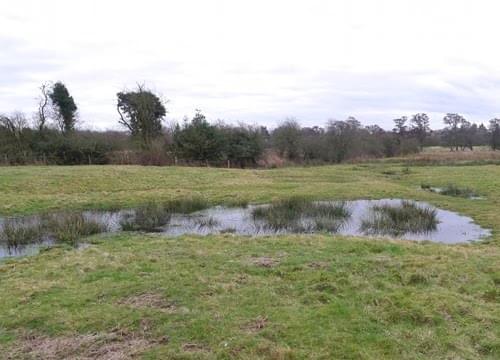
[{"x1": 0, "y1": 164, "x2": 499, "y2": 359}]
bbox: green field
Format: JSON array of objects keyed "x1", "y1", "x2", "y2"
[{"x1": 0, "y1": 165, "x2": 499, "y2": 359}]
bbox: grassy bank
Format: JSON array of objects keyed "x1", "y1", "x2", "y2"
[
  {"x1": 0, "y1": 164, "x2": 499, "y2": 358},
  {"x1": 1, "y1": 234, "x2": 498, "y2": 359}
]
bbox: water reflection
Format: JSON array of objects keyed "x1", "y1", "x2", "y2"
[{"x1": 0, "y1": 199, "x2": 491, "y2": 259}]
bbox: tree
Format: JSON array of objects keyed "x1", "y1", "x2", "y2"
[
  {"x1": 49, "y1": 82, "x2": 78, "y2": 133},
  {"x1": 393, "y1": 116, "x2": 408, "y2": 137},
  {"x1": 326, "y1": 117, "x2": 363, "y2": 163},
  {"x1": 117, "y1": 84, "x2": 167, "y2": 148},
  {"x1": 489, "y1": 118, "x2": 500, "y2": 150},
  {"x1": 409, "y1": 113, "x2": 430, "y2": 147},
  {"x1": 172, "y1": 110, "x2": 224, "y2": 164},
  {"x1": 443, "y1": 113, "x2": 469, "y2": 151},
  {"x1": 36, "y1": 83, "x2": 51, "y2": 132},
  {"x1": 272, "y1": 118, "x2": 302, "y2": 160},
  {"x1": 0, "y1": 112, "x2": 28, "y2": 145},
  {"x1": 300, "y1": 126, "x2": 326, "y2": 161},
  {"x1": 223, "y1": 125, "x2": 264, "y2": 167}
]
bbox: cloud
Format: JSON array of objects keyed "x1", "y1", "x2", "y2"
[{"x1": 2, "y1": 0, "x2": 500, "y2": 129}]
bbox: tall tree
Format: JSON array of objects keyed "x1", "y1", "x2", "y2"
[
  {"x1": 117, "y1": 84, "x2": 167, "y2": 148},
  {"x1": 489, "y1": 118, "x2": 500, "y2": 150},
  {"x1": 49, "y1": 82, "x2": 78, "y2": 133},
  {"x1": 443, "y1": 113, "x2": 468, "y2": 151},
  {"x1": 393, "y1": 116, "x2": 408, "y2": 137},
  {"x1": 410, "y1": 113, "x2": 430, "y2": 147},
  {"x1": 36, "y1": 83, "x2": 51, "y2": 132}
]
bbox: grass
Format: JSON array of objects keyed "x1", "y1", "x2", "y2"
[
  {"x1": 120, "y1": 204, "x2": 173, "y2": 232},
  {"x1": 0, "y1": 234, "x2": 498, "y2": 359},
  {"x1": 44, "y1": 213, "x2": 108, "y2": 246},
  {"x1": 361, "y1": 201, "x2": 438, "y2": 236},
  {"x1": 381, "y1": 146, "x2": 500, "y2": 166},
  {"x1": 438, "y1": 184, "x2": 478, "y2": 198},
  {"x1": 420, "y1": 183, "x2": 478, "y2": 198},
  {"x1": 195, "y1": 217, "x2": 219, "y2": 228},
  {"x1": 0, "y1": 217, "x2": 44, "y2": 249},
  {"x1": 252, "y1": 197, "x2": 350, "y2": 232},
  {"x1": 0, "y1": 164, "x2": 499, "y2": 358},
  {"x1": 120, "y1": 198, "x2": 210, "y2": 232},
  {"x1": 1, "y1": 213, "x2": 107, "y2": 249}
]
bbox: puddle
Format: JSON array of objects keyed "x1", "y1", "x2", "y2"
[
  {"x1": 0, "y1": 200, "x2": 491, "y2": 259},
  {"x1": 421, "y1": 185, "x2": 482, "y2": 200}
]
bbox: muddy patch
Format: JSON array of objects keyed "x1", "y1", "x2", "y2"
[
  {"x1": 307, "y1": 261, "x2": 330, "y2": 269},
  {"x1": 9, "y1": 331, "x2": 152, "y2": 360},
  {"x1": 241, "y1": 316, "x2": 269, "y2": 333},
  {"x1": 250, "y1": 257, "x2": 280, "y2": 268},
  {"x1": 182, "y1": 342, "x2": 211, "y2": 353},
  {"x1": 118, "y1": 292, "x2": 176, "y2": 312}
]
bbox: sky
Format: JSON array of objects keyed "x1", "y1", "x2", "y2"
[{"x1": 1, "y1": 0, "x2": 500, "y2": 130}]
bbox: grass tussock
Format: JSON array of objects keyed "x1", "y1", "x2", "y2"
[
  {"x1": 1, "y1": 214, "x2": 107, "y2": 249},
  {"x1": 361, "y1": 201, "x2": 438, "y2": 236},
  {"x1": 195, "y1": 217, "x2": 219, "y2": 228},
  {"x1": 120, "y1": 198, "x2": 209, "y2": 232},
  {"x1": 0, "y1": 218, "x2": 44, "y2": 248},
  {"x1": 252, "y1": 197, "x2": 350, "y2": 232},
  {"x1": 421, "y1": 183, "x2": 478, "y2": 198},
  {"x1": 45, "y1": 213, "x2": 108, "y2": 245},
  {"x1": 120, "y1": 204, "x2": 172, "y2": 232},
  {"x1": 439, "y1": 184, "x2": 478, "y2": 198}
]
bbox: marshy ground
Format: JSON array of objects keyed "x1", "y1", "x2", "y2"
[{"x1": 0, "y1": 164, "x2": 499, "y2": 359}]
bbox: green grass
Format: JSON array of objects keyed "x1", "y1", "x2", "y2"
[{"x1": 0, "y1": 164, "x2": 499, "y2": 359}]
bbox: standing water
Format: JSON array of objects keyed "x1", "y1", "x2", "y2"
[{"x1": 0, "y1": 199, "x2": 491, "y2": 259}]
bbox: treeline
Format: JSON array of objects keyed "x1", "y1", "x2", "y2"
[{"x1": 1, "y1": 82, "x2": 500, "y2": 166}]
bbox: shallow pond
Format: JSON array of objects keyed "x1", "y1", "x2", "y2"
[{"x1": 0, "y1": 199, "x2": 491, "y2": 259}]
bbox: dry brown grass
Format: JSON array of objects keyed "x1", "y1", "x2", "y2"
[
  {"x1": 249, "y1": 256, "x2": 280, "y2": 267},
  {"x1": 118, "y1": 292, "x2": 176, "y2": 313},
  {"x1": 241, "y1": 316, "x2": 269, "y2": 333},
  {"x1": 8, "y1": 332, "x2": 152, "y2": 360},
  {"x1": 397, "y1": 147, "x2": 500, "y2": 164}
]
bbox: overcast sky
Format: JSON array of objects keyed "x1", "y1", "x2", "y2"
[{"x1": 1, "y1": 0, "x2": 500, "y2": 130}]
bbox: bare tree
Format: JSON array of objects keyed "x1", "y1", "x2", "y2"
[
  {"x1": 443, "y1": 113, "x2": 470, "y2": 151},
  {"x1": 0, "y1": 112, "x2": 28, "y2": 144},
  {"x1": 409, "y1": 113, "x2": 430, "y2": 147},
  {"x1": 36, "y1": 83, "x2": 51, "y2": 131}
]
